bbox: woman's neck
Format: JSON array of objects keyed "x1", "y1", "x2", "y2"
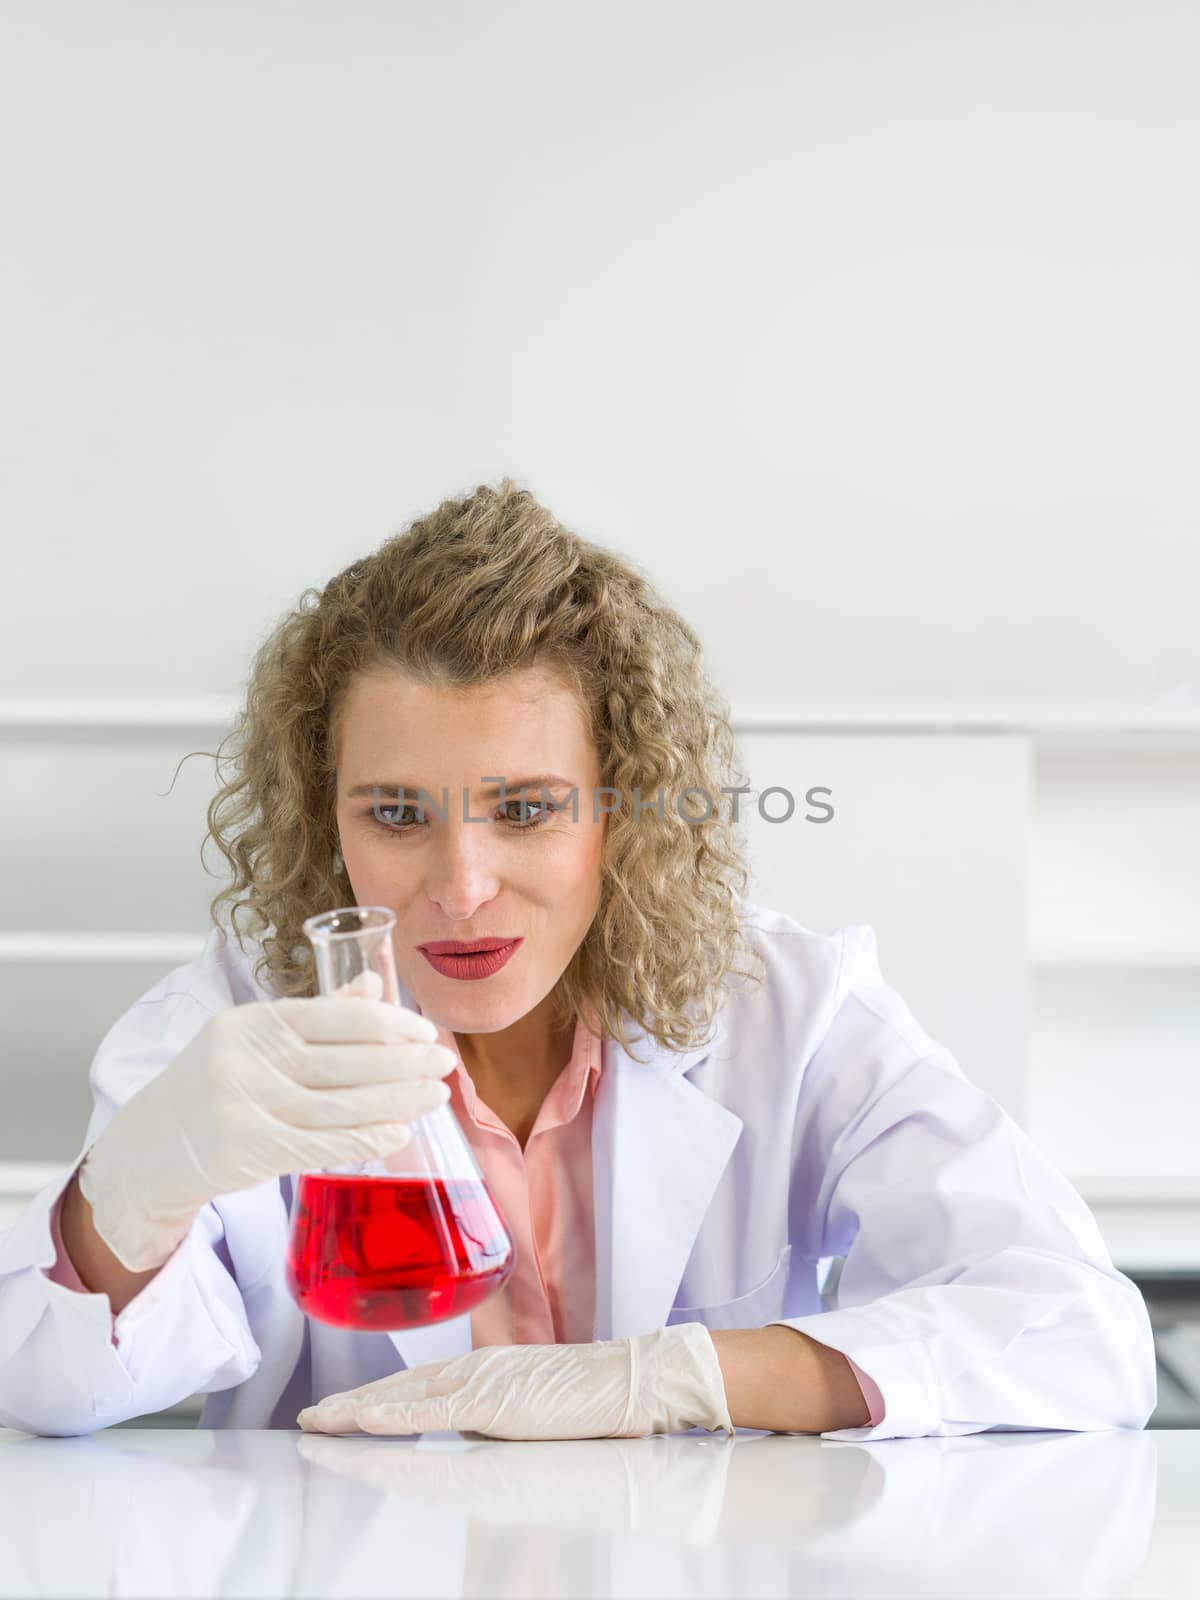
[{"x1": 453, "y1": 995, "x2": 577, "y2": 1095}]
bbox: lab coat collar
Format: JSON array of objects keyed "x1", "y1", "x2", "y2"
[{"x1": 386, "y1": 1003, "x2": 742, "y2": 1371}]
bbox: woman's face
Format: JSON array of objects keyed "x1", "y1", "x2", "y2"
[{"x1": 334, "y1": 663, "x2": 606, "y2": 1033}]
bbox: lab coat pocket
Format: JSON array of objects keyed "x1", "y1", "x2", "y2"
[{"x1": 665, "y1": 1243, "x2": 793, "y2": 1332}]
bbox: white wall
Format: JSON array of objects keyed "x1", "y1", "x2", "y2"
[
  {"x1": 738, "y1": 732, "x2": 1031, "y2": 1119},
  {"x1": 1, "y1": 0, "x2": 1197, "y2": 707}
]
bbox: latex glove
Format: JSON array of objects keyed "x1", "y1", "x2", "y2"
[
  {"x1": 296, "y1": 1323, "x2": 735, "y2": 1440},
  {"x1": 78, "y1": 969, "x2": 457, "y2": 1272}
]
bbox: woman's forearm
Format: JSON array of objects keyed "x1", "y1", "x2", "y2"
[
  {"x1": 59, "y1": 1167, "x2": 164, "y2": 1317},
  {"x1": 709, "y1": 1324, "x2": 873, "y2": 1433}
]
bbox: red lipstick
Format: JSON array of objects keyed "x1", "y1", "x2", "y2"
[{"x1": 418, "y1": 937, "x2": 523, "y2": 981}]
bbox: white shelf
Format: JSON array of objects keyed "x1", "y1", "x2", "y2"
[
  {"x1": 1034, "y1": 949, "x2": 1200, "y2": 970},
  {"x1": 2, "y1": 697, "x2": 1200, "y2": 734},
  {"x1": 0, "y1": 1162, "x2": 70, "y2": 1196},
  {"x1": 0, "y1": 933, "x2": 207, "y2": 962},
  {"x1": 1082, "y1": 1203, "x2": 1200, "y2": 1273},
  {"x1": 1069, "y1": 1176, "x2": 1200, "y2": 1205},
  {"x1": 729, "y1": 702, "x2": 1200, "y2": 734},
  {"x1": 0, "y1": 696, "x2": 239, "y2": 728}
]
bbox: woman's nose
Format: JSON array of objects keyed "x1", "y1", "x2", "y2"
[{"x1": 422, "y1": 820, "x2": 502, "y2": 915}]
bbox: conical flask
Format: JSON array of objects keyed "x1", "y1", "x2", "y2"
[{"x1": 284, "y1": 904, "x2": 516, "y2": 1332}]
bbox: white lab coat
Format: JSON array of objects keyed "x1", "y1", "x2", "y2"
[{"x1": 0, "y1": 903, "x2": 1157, "y2": 1440}]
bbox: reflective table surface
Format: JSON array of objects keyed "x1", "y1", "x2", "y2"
[{"x1": 0, "y1": 1426, "x2": 1195, "y2": 1598}]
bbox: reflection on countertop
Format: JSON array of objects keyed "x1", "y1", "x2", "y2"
[{"x1": 0, "y1": 1424, "x2": 1193, "y2": 1599}]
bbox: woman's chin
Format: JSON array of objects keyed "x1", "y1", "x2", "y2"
[{"x1": 417, "y1": 990, "x2": 526, "y2": 1035}]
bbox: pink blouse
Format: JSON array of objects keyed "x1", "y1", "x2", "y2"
[{"x1": 43, "y1": 1015, "x2": 885, "y2": 1427}]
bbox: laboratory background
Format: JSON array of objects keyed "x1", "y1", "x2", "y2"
[{"x1": 1, "y1": 0, "x2": 1197, "y2": 1455}]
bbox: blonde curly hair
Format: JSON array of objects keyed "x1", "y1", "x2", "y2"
[{"x1": 200, "y1": 478, "x2": 765, "y2": 1057}]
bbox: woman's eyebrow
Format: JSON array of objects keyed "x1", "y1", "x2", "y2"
[{"x1": 347, "y1": 774, "x2": 577, "y2": 800}]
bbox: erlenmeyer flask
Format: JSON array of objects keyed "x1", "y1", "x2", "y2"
[{"x1": 284, "y1": 905, "x2": 516, "y2": 1332}]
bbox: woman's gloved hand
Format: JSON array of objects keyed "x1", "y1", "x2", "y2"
[
  {"x1": 296, "y1": 1323, "x2": 735, "y2": 1440},
  {"x1": 78, "y1": 970, "x2": 458, "y2": 1272}
]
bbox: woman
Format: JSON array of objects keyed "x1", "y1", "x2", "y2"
[{"x1": 0, "y1": 481, "x2": 1157, "y2": 1440}]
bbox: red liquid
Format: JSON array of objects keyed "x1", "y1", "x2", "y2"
[{"x1": 286, "y1": 1173, "x2": 515, "y2": 1331}]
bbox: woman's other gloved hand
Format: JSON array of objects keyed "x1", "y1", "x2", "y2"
[{"x1": 297, "y1": 1323, "x2": 735, "y2": 1440}]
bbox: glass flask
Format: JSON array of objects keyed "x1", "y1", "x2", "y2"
[{"x1": 284, "y1": 905, "x2": 516, "y2": 1332}]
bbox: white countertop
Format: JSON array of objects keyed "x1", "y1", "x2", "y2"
[{"x1": 0, "y1": 1425, "x2": 1194, "y2": 1598}]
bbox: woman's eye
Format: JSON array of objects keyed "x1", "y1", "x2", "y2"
[
  {"x1": 501, "y1": 800, "x2": 556, "y2": 828},
  {"x1": 368, "y1": 799, "x2": 556, "y2": 832},
  {"x1": 373, "y1": 803, "x2": 417, "y2": 827}
]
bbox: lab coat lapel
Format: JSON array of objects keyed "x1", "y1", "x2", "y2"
[
  {"x1": 386, "y1": 1008, "x2": 742, "y2": 1372},
  {"x1": 592, "y1": 1015, "x2": 743, "y2": 1341}
]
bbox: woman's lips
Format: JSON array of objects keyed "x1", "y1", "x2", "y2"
[{"x1": 418, "y1": 938, "x2": 523, "y2": 981}]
